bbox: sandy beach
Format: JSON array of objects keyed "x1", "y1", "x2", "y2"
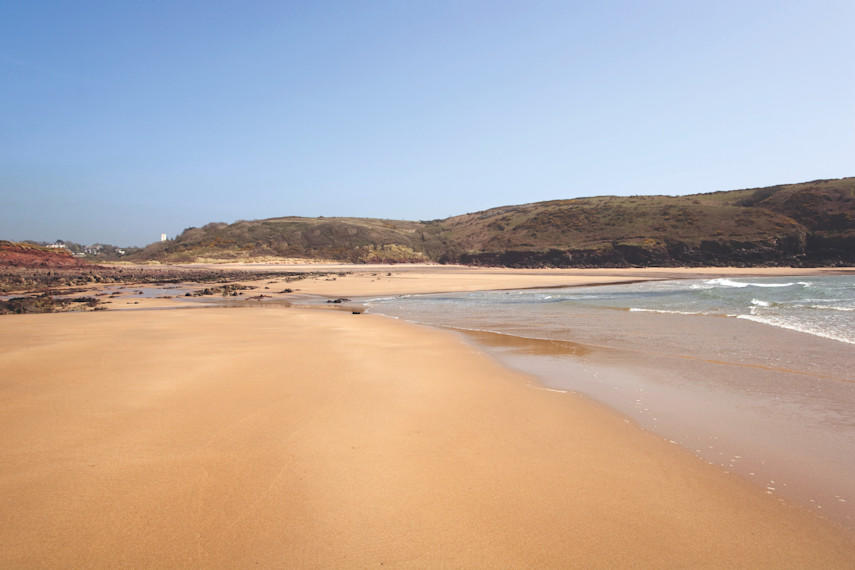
[
  {"x1": 51, "y1": 263, "x2": 854, "y2": 311},
  {"x1": 2, "y1": 265, "x2": 855, "y2": 567}
]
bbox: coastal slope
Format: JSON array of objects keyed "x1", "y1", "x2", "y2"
[{"x1": 128, "y1": 177, "x2": 855, "y2": 267}]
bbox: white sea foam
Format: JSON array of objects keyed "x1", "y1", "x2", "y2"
[
  {"x1": 629, "y1": 308, "x2": 705, "y2": 316},
  {"x1": 807, "y1": 305, "x2": 855, "y2": 312},
  {"x1": 705, "y1": 278, "x2": 750, "y2": 288},
  {"x1": 737, "y1": 314, "x2": 855, "y2": 345},
  {"x1": 369, "y1": 275, "x2": 855, "y2": 347},
  {"x1": 704, "y1": 278, "x2": 801, "y2": 289},
  {"x1": 750, "y1": 282, "x2": 799, "y2": 288}
]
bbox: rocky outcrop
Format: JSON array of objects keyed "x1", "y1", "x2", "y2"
[{"x1": 451, "y1": 234, "x2": 817, "y2": 268}]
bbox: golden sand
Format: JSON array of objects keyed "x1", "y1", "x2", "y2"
[{"x1": 2, "y1": 266, "x2": 855, "y2": 567}]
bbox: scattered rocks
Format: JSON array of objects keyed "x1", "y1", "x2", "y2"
[
  {"x1": 187, "y1": 283, "x2": 255, "y2": 297},
  {"x1": 0, "y1": 294, "x2": 104, "y2": 315},
  {"x1": 1, "y1": 261, "x2": 335, "y2": 296}
]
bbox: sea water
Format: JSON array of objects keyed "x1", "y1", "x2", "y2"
[
  {"x1": 365, "y1": 274, "x2": 855, "y2": 528},
  {"x1": 366, "y1": 275, "x2": 855, "y2": 345}
]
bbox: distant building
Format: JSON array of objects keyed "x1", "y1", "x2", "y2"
[
  {"x1": 46, "y1": 242, "x2": 68, "y2": 249},
  {"x1": 161, "y1": 234, "x2": 167, "y2": 242}
]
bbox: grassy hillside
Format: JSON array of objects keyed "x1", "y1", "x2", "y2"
[
  {"x1": 130, "y1": 177, "x2": 855, "y2": 267},
  {"x1": 134, "y1": 217, "x2": 433, "y2": 263},
  {"x1": 695, "y1": 178, "x2": 855, "y2": 263},
  {"x1": 435, "y1": 195, "x2": 804, "y2": 264}
]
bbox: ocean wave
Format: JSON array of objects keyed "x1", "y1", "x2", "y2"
[
  {"x1": 365, "y1": 295, "x2": 411, "y2": 303},
  {"x1": 806, "y1": 304, "x2": 855, "y2": 312},
  {"x1": 705, "y1": 278, "x2": 750, "y2": 288},
  {"x1": 702, "y1": 278, "x2": 804, "y2": 289},
  {"x1": 629, "y1": 308, "x2": 706, "y2": 316},
  {"x1": 736, "y1": 314, "x2": 855, "y2": 345},
  {"x1": 748, "y1": 282, "x2": 801, "y2": 288},
  {"x1": 779, "y1": 302, "x2": 855, "y2": 312}
]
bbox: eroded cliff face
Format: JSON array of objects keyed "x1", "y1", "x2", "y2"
[
  {"x1": 449, "y1": 245, "x2": 804, "y2": 269},
  {"x1": 0, "y1": 241, "x2": 93, "y2": 268},
  {"x1": 447, "y1": 232, "x2": 843, "y2": 269}
]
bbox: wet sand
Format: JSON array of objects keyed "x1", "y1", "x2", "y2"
[
  {"x1": 351, "y1": 267, "x2": 855, "y2": 530},
  {"x1": 461, "y1": 314, "x2": 855, "y2": 530},
  {"x1": 2, "y1": 266, "x2": 855, "y2": 566}
]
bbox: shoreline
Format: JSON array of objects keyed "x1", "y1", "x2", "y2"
[
  {"x1": 358, "y1": 271, "x2": 855, "y2": 531},
  {"x1": 2, "y1": 265, "x2": 855, "y2": 565},
  {"x1": 6, "y1": 263, "x2": 853, "y2": 311},
  {"x1": 453, "y1": 318, "x2": 855, "y2": 530}
]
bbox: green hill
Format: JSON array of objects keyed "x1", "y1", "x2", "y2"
[
  {"x1": 131, "y1": 177, "x2": 855, "y2": 267},
  {"x1": 133, "y1": 217, "x2": 432, "y2": 263}
]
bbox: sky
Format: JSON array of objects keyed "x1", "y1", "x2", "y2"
[{"x1": 2, "y1": 1, "x2": 854, "y2": 247}]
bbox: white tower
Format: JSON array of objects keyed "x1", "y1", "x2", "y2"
[{"x1": 161, "y1": 233, "x2": 167, "y2": 242}]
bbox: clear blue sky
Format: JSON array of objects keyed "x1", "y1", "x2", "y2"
[{"x1": 2, "y1": 1, "x2": 853, "y2": 247}]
